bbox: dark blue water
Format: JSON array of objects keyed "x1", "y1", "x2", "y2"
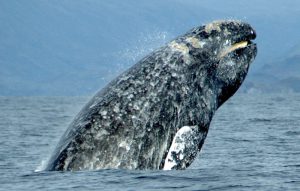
[{"x1": 1, "y1": 94, "x2": 299, "y2": 190}]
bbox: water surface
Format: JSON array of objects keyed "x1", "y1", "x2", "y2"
[{"x1": 0, "y1": 94, "x2": 299, "y2": 190}]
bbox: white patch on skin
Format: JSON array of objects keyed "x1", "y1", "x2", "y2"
[
  {"x1": 205, "y1": 22, "x2": 222, "y2": 33},
  {"x1": 133, "y1": 104, "x2": 140, "y2": 110},
  {"x1": 205, "y1": 20, "x2": 242, "y2": 34},
  {"x1": 119, "y1": 141, "x2": 131, "y2": 151},
  {"x1": 95, "y1": 127, "x2": 110, "y2": 138},
  {"x1": 127, "y1": 94, "x2": 134, "y2": 99},
  {"x1": 113, "y1": 104, "x2": 120, "y2": 113},
  {"x1": 224, "y1": 28, "x2": 231, "y2": 36},
  {"x1": 226, "y1": 60, "x2": 235, "y2": 67},
  {"x1": 163, "y1": 126, "x2": 198, "y2": 170},
  {"x1": 169, "y1": 41, "x2": 189, "y2": 54},
  {"x1": 185, "y1": 37, "x2": 204, "y2": 49},
  {"x1": 150, "y1": 82, "x2": 155, "y2": 87},
  {"x1": 100, "y1": 110, "x2": 107, "y2": 116},
  {"x1": 225, "y1": 39, "x2": 230, "y2": 46}
]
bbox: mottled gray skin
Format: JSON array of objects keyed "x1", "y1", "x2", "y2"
[{"x1": 46, "y1": 20, "x2": 257, "y2": 171}]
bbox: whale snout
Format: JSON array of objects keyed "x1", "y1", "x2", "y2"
[
  {"x1": 213, "y1": 21, "x2": 257, "y2": 60},
  {"x1": 249, "y1": 28, "x2": 256, "y2": 40}
]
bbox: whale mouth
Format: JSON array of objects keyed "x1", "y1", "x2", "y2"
[
  {"x1": 220, "y1": 41, "x2": 250, "y2": 58},
  {"x1": 219, "y1": 29, "x2": 256, "y2": 58}
]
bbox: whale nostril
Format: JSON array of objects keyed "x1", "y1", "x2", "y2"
[{"x1": 250, "y1": 29, "x2": 256, "y2": 40}]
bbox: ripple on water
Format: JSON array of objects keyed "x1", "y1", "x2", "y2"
[{"x1": 0, "y1": 94, "x2": 300, "y2": 190}]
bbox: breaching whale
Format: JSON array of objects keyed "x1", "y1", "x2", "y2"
[{"x1": 46, "y1": 20, "x2": 257, "y2": 171}]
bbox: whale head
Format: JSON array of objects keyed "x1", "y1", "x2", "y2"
[{"x1": 179, "y1": 20, "x2": 257, "y2": 107}]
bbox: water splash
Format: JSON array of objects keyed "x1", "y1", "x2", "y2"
[
  {"x1": 34, "y1": 160, "x2": 48, "y2": 172},
  {"x1": 92, "y1": 30, "x2": 173, "y2": 85},
  {"x1": 116, "y1": 30, "x2": 172, "y2": 73}
]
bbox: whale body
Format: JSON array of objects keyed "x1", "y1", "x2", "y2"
[{"x1": 46, "y1": 20, "x2": 257, "y2": 171}]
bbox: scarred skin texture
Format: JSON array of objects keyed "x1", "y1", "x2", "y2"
[{"x1": 46, "y1": 20, "x2": 257, "y2": 171}]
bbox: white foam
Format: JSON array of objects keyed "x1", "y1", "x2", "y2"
[{"x1": 34, "y1": 159, "x2": 47, "y2": 172}]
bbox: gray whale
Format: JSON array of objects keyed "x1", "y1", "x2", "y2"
[{"x1": 46, "y1": 20, "x2": 257, "y2": 171}]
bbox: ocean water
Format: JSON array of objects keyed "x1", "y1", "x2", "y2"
[{"x1": 0, "y1": 94, "x2": 299, "y2": 190}]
